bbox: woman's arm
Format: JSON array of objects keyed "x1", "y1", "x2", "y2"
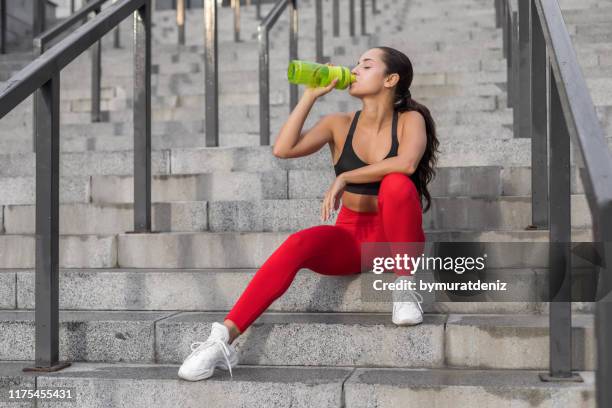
[{"x1": 272, "y1": 77, "x2": 339, "y2": 158}]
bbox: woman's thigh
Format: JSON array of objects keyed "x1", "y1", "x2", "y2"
[{"x1": 290, "y1": 224, "x2": 363, "y2": 276}]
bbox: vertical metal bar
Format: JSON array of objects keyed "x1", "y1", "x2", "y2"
[
  {"x1": 547, "y1": 68, "x2": 573, "y2": 379},
  {"x1": 1, "y1": 0, "x2": 6, "y2": 54},
  {"x1": 315, "y1": 0, "x2": 323, "y2": 61},
  {"x1": 511, "y1": 11, "x2": 518, "y2": 124},
  {"x1": 232, "y1": 0, "x2": 240, "y2": 42},
  {"x1": 495, "y1": 0, "x2": 501, "y2": 28},
  {"x1": 258, "y1": 24, "x2": 269, "y2": 145},
  {"x1": 596, "y1": 235, "x2": 612, "y2": 407},
  {"x1": 177, "y1": 0, "x2": 185, "y2": 45},
  {"x1": 134, "y1": 0, "x2": 152, "y2": 232},
  {"x1": 333, "y1": 0, "x2": 339, "y2": 37},
  {"x1": 256, "y1": 0, "x2": 261, "y2": 20},
  {"x1": 349, "y1": 0, "x2": 355, "y2": 37},
  {"x1": 70, "y1": 0, "x2": 75, "y2": 14},
  {"x1": 506, "y1": 5, "x2": 513, "y2": 107},
  {"x1": 530, "y1": 0, "x2": 548, "y2": 228},
  {"x1": 372, "y1": 0, "x2": 379, "y2": 15},
  {"x1": 113, "y1": 0, "x2": 121, "y2": 48},
  {"x1": 91, "y1": 6, "x2": 102, "y2": 122},
  {"x1": 360, "y1": 0, "x2": 366, "y2": 35},
  {"x1": 33, "y1": 0, "x2": 46, "y2": 36},
  {"x1": 34, "y1": 75, "x2": 62, "y2": 369},
  {"x1": 204, "y1": 0, "x2": 219, "y2": 146},
  {"x1": 32, "y1": 41, "x2": 44, "y2": 152},
  {"x1": 518, "y1": 0, "x2": 532, "y2": 139},
  {"x1": 502, "y1": 0, "x2": 508, "y2": 59},
  {"x1": 289, "y1": 0, "x2": 298, "y2": 111}
]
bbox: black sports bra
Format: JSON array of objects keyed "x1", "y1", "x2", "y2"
[{"x1": 333, "y1": 110, "x2": 400, "y2": 195}]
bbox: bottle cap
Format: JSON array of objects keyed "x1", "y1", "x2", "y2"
[{"x1": 351, "y1": 74, "x2": 357, "y2": 83}]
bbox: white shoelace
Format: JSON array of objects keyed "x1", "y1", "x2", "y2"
[
  {"x1": 189, "y1": 338, "x2": 234, "y2": 378},
  {"x1": 395, "y1": 290, "x2": 424, "y2": 314}
]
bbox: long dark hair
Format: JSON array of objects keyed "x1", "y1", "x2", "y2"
[{"x1": 376, "y1": 46, "x2": 439, "y2": 213}]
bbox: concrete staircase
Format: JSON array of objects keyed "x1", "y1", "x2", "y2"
[{"x1": 0, "y1": 0, "x2": 608, "y2": 405}]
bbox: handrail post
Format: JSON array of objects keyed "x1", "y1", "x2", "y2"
[
  {"x1": 33, "y1": 0, "x2": 46, "y2": 36},
  {"x1": 501, "y1": 0, "x2": 508, "y2": 59},
  {"x1": 289, "y1": 0, "x2": 297, "y2": 111},
  {"x1": 505, "y1": 3, "x2": 513, "y2": 106},
  {"x1": 596, "y1": 223, "x2": 612, "y2": 406},
  {"x1": 1, "y1": 0, "x2": 6, "y2": 54},
  {"x1": 204, "y1": 0, "x2": 219, "y2": 146},
  {"x1": 256, "y1": 0, "x2": 261, "y2": 20},
  {"x1": 511, "y1": 11, "x2": 518, "y2": 129},
  {"x1": 22, "y1": 73, "x2": 72, "y2": 373},
  {"x1": 530, "y1": 0, "x2": 548, "y2": 229},
  {"x1": 177, "y1": 0, "x2": 185, "y2": 45},
  {"x1": 133, "y1": 0, "x2": 152, "y2": 232},
  {"x1": 258, "y1": 21, "x2": 270, "y2": 144},
  {"x1": 259, "y1": 0, "x2": 298, "y2": 145},
  {"x1": 315, "y1": 0, "x2": 328, "y2": 62},
  {"x1": 332, "y1": 0, "x2": 339, "y2": 37},
  {"x1": 349, "y1": 0, "x2": 355, "y2": 36},
  {"x1": 113, "y1": 0, "x2": 121, "y2": 48},
  {"x1": 232, "y1": 0, "x2": 240, "y2": 42},
  {"x1": 539, "y1": 69, "x2": 578, "y2": 382},
  {"x1": 360, "y1": 0, "x2": 366, "y2": 35},
  {"x1": 91, "y1": 4, "x2": 102, "y2": 122},
  {"x1": 518, "y1": 0, "x2": 532, "y2": 139}
]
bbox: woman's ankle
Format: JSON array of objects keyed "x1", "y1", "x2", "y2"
[{"x1": 223, "y1": 319, "x2": 241, "y2": 344}]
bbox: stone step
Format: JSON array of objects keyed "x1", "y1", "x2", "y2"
[
  {"x1": 0, "y1": 229, "x2": 594, "y2": 269},
  {"x1": 0, "y1": 361, "x2": 594, "y2": 407},
  {"x1": 1, "y1": 194, "x2": 592, "y2": 234},
  {"x1": 0, "y1": 117, "x2": 518, "y2": 150},
  {"x1": 1, "y1": 267, "x2": 595, "y2": 315},
  {"x1": 0, "y1": 310, "x2": 595, "y2": 370},
  {"x1": 0, "y1": 132, "x2": 541, "y2": 165},
  {"x1": 0, "y1": 151, "x2": 529, "y2": 185},
  {"x1": 1, "y1": 152, "x2": 593, "y2": 206}
]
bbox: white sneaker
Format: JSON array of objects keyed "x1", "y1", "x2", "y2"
[
  {"x1": 392, "y1": 289, "x2": 424, "y2": 326},
  {"x1": 178, "y1": 322, "x2": 239, "y2": 381}
]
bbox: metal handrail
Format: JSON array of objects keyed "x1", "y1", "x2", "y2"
[
  {"x1": 177, "y1": 0, "x2": 185, "y2": 44},
  {"x1": 34, "y1": 0, "x2": 107, "y2": 50},
  {"x1": 332, "y1": 0, "x2": 370, "y2": 37},
  {"x1": 32, "y1": 0, "x2": 108, "y2": 137},
  {"x1": 497, "y1": 0, "x2": 612, "y2": 405},
  {"x1": 258, "y1": 0, "x2": 297, "y2": 145},
  {"x1": 0, "y1": 0, "x2": 152, "y2": 372},
  {"x1": 232, "y1": 0, "x2": 241, "y2": 42},
  {"x1": 0, "y1": 0, "x2": 5, "y2": 54}
]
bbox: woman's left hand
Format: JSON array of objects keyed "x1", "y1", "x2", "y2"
[{"x1": 321, "y1": 175, "x2": 347, "y2": 222}]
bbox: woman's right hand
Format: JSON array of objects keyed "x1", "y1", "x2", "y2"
[{"x1": 303, "y1": 63, "x2": 339, "y2": 100}]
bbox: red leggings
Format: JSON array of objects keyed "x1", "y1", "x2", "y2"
[{"x1": 224, "y1": 172, "x2": 426, "y2": 333}]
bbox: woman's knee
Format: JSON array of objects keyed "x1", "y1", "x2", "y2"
[{"x1": 379, "y1": 172, "x2": 418, "y2": 200}]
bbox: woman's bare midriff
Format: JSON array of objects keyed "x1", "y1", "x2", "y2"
[
  {"x1": 340, "y1": 191, "x2": 379, "y2": 213},
  {"x1": 330, "y1": 111, "x2": 395, "y2": 214}
]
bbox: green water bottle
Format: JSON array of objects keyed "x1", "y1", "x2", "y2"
[{"x1": 287, "y1": 60, "x2": 356, "y2": 90}]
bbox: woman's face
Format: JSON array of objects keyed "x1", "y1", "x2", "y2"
[{"x1": 348, "y1": 48, "x2": 391, "y2": 98}]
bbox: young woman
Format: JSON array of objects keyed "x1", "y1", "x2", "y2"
[{"x1": 179, "y1": 46, "x2": 440, "y2": 381}]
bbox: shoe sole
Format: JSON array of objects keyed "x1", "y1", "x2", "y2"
[
  {"x1": 178, "y1": 367, "x2": 215, "y2": 381},
  {"x1": 178, "y1": 355, "x2": 239, "y2": 380},
  {"x1": 393, "y1": 318, "x2": 423, "y2": 326}
]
